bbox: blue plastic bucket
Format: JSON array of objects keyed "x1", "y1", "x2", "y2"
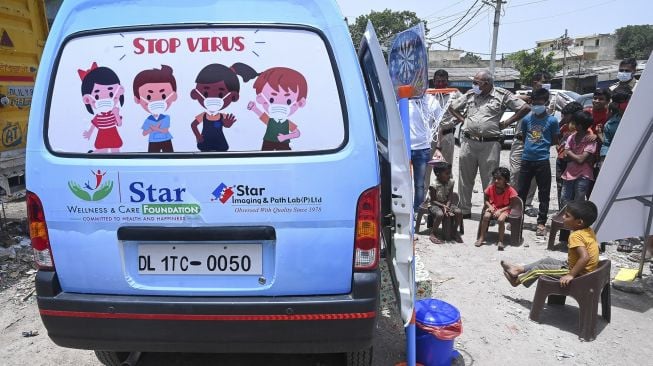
[{"x1": 415, "y1": 298, "x2": 462, "y2": 366}]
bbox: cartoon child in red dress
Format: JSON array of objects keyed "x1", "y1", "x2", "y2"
[
  {"x1": 247, "y1": 67, "x2": 307, "y2": 151},
  {"x1": 79, "y1": 62, "x2": 124, "y2": 153},
  {"x1": 190, "y1": 63, "x2": 257, "y2": 152}
]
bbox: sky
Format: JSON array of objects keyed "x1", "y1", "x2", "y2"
[{"x1": 336, "y1": 0, "x2": 652, "y2": 58}]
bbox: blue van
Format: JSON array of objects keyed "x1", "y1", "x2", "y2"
[{"x1": 27, "y1": 1, "x2": 414, "y2": 365}]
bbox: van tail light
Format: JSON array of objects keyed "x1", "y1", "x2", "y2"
[
  {"x1": 26, "y1": 191, "x2": 54, "y2": 270},
  {"x1": 354, "y1": 186, "x2": 380, "y2": 270}
]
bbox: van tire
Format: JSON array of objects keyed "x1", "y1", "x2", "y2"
[
  {"x1": 94, "y1": 351, "x2": 129, "y2": 366},
  {"x1": 346, "y1": 346, "x2": 373, "y2": 366}
]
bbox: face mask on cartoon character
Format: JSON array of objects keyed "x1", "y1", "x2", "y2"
[
  {"x1": 94, "y1": 98, "x2": 114, "y2": 113},
  {"x1": 195, "y1": 89, "x2": 230, "y2": 114},
  {"x1": 269, "y1": 104, "x2": 292, "y2": 121},
  {"x1": 141, "y1": 92, "x2": 174, "y2": 115}
]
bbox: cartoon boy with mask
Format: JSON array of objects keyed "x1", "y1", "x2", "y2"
[
  {"x1": 79, "y1": 62, "x2": 124, "y2": 153},
  {"x1": 133, "y1": 65, "x2": 177, "y2": 152},
  {"x1": 247, "y1": 67, "x2": 307, "y2": 151},
  {"x1": 190, "y1": 63, "x2": 257, "y2": 152}
]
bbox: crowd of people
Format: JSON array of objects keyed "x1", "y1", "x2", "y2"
[{"x1": 407, "y1": 58, "x2": 650, "y2": 287}]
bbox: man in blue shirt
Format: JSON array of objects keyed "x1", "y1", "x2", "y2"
[{"x1": 519, "y1": 87, "x2": 559, "y2": 236}]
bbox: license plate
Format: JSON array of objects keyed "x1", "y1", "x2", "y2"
[{"x1": 138, "y1": 243, "x2": 262, "y2": 275}]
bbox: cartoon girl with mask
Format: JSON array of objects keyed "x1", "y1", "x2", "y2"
[
  {"x1": 190, "y1": 63, "x2": 257, "y2": 152},
  {"x1": 79, "y1": 62, "x2": 124, "y2": 153},
  {"x1": 247, "y1": 67, "x2": 307, "y2": 151}
]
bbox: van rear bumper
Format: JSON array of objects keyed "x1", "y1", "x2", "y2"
[{"x1": 35, "y1": 270, "x2": 379, "y2": 353}]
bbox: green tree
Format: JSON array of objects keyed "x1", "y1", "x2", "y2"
[
  {"x1": 348, "y1": 9, "x2": 428, "y2": 51},
  {"x1": 615, "y1": 25, "x2": 653, "y2": 60},
  {"x1": 460, "y1": 52, "x2": 482, "y2": 64},
  {"x1": 507, "y1": 49, "x2": 561, "y2": 85}
]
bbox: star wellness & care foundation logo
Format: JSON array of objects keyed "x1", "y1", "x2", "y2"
[{"x1": 68, "y1": 170, "x2": 114, "y2": 201}]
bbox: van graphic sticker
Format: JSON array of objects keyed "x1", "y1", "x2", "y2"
[
  {"x1": 247, "y1": 67, "x2": 307, "y2": 151},
  {"x1": 79, "y1": 63, "x2": 125, "y2": 153},
  {"x1": 68, "y1": 170, "x2": 114, "y2": 201},
  {"x1": 190, "y1": 63, "x2": 257, "y2": 152},
  {"x1": 48, "y1": 28, "x2": 344, "y2": 154},
  {"x1": 133, "y1": 65, "x2": 178, "y2": 152}
]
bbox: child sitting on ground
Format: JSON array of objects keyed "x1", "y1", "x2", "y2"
[
  {"x1": 427, "y1": 158, "x2": 463, "y2": 244},
  {"x1": 476, "y1": 167, "x2": 518, "y2": 250},
  {"x1": 501, "y1": 200, "x2": 599, "y2": 288}
]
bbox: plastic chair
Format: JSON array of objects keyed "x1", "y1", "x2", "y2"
[
  {"x1": 415, "y1": 193, "x2": 464, "y2": 239},
  {"x1": 548, "y1": 206, "x2": 569, "y2": 250},
  {"x1": 476, "y1": 196, "x2": 524, "y2": 246},
  {"x1": 529, "y1": 260, "x2": 611, "y2": 341}
]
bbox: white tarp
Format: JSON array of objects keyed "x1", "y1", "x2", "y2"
[{"x1": 591, "y1": 52, "x2": 653, "y2": 242}]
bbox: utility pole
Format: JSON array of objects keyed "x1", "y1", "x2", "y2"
[
  {"x1": 562, "y1": 29, "x2": 568, "y2": 90},
  {"x1": 488, "y1": 0, "x2": 505, "y2": 76},
  {"x1": 447, "y1": 36, "x2": 451, "y2": 51}
]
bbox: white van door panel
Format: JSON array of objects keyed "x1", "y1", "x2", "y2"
[{"x1": 359, "y1": 21, "x2": 414, "y2": 326}]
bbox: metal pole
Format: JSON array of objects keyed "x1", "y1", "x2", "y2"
[
  {"x1": 562, "y1": 29, "x2": 568, "y2": 90},
  {"x1": 489, "y1": 0, "x2": 504, "y2": 76}
]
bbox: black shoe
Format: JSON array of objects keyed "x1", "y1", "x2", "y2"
[
  {"x1": 525, "y1": 207, "x2": 538, "y2": 217},
  {"x1": 462, "y1": 213, "x2": 471, "y2": 219}
]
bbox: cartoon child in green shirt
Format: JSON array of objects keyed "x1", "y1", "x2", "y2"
[{"x1": 247, "y1": 67, "x2": 307, "y2": 151}]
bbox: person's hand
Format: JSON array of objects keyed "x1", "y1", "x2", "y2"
[
  {"x1": 196, "y1": 135, "x2": 204, "y2": 143},
  {"x1": 223, "y1": 113, "x2": 237, "y2": 127},
  {"x1": 559, "y1": 274, "x2": 574, "y2": 287},
  {"x1": 82, "y1": 130, "x2": 92, "y2": 140},
  {"x1": 247, "y1": 101, "x2": 255, "y2": 110},
  {"x1": 432, "y1": 148, "x2": 444, "y2": 161},
  {"x1": 586, "y1": 133, "x2": 598, "y2": 142},
  {"x1": 277, "y1": 133, "x2": 290, "y2": 142},
  {"x1": 595, "y1": 124, "x2": 603, "y2": 134}
]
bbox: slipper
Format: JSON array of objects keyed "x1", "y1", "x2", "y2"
[
  {"x1": 535, "y1": 225, "x2": 546, "y2": 237},
  {"x1": 474, "y1": 240, "x2": 484, "y2": 247},
  {"x1": 627, "y1": 251, "x2": 652, "y2": 262},
  {"x1": 617, "y1": 240, "x2": 634, "y2": 252},
  {"x1": 497, "y1": 242, "x2": 505, "y2": 251},
  {"x1": 503, "y1": 270, "x2": 519, "y2": 287},
  {"x1": 430, "y1": 235, "x2": 444, "y2": 244}
]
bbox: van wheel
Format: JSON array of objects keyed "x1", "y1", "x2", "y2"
[
  {"x1": 346, "y1": 346, "x2": 373, "y2": 366},
  {"x1": 94, "y1": 351, "x2": 129, "y2": 366}
]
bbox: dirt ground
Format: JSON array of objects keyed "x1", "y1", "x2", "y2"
[{"x1": 0, "y1": 145, "x2": 651, "y2": 365}]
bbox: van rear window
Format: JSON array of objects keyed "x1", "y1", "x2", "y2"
[{"x1": 46, "y1": 27, "x2": 345, "y2": 155}]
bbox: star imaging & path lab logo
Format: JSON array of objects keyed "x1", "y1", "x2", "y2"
[
  {"x1": 68, "y1": 170, "x2": 114, "y2": 201},
  {"x1": 211, "y1": 183, "x2": 234, "y2": 204}
]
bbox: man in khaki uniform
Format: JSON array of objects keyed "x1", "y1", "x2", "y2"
[{"x1": 449, "y1": 70, "x2": 531, "y2": 217}]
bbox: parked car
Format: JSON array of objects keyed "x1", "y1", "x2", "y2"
[
  {"x1": 27, "y1": 1, "x2": 414, "y2": 366},
  {"x1": 576, "y1": 93, "x2": 594, "y2": 109}
]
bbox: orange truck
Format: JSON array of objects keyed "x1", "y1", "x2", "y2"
[{"x1": 0, "y1": 0, "x2": 48, "y2": 196}]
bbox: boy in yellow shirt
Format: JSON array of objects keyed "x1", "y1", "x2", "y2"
[{"x1": 501, "y1": 200, "x2": 599, "y2": 287}]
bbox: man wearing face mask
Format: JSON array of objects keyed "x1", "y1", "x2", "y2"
[
  {"x1": 599, "y1": 88, "x2": 632, "y2": 163},
  {"x1": 610, "y1": 58, "x2": 638, "y2": 92},
  {"x1": 133, "y1": 65, "x2": 178, "y2": 152},
  {"x1": 448, "y1": 70, "x2": 531, "y2": 218}
]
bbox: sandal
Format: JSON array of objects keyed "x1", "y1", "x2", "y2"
[
  {"x1": 497, "y1": 242, "x2": 505, "y2": 251},
  {"x1": 503, "y1": 270, "x2": 519, "y2": 287},
  {"x1": 617, "y1": 239, "x2": 634, "y2": 252},
  {"x1": 628, "y1": 251, "x2": 652, "y2": 262},
  {"x1": 535, "y1": 224, "x2": 546, "y2": 237},
  {"x1": 429, "y1": 235, "x2": 444, "y2": 244},
  {"x1": 474, "y1": 239, "x2": 484, "y2": 247}
]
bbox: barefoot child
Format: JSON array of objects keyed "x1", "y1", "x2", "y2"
[
  {"x1": 475, "y1": 167, "x2": 518, "y2": 250},
  {"x1": 501, "y1": 200, "x2": 599, "y2": 287},
  {"x1": 427, "y1": 159, "x2": 463, "y2": 244}
]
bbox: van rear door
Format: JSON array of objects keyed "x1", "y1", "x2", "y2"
[{"x1": 358, "y1": 22, "x2": 414, "y2": 325}]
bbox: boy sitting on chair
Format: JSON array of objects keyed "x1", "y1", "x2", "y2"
[
  {"x1": 501, "y1": 200, "x2": 600, "y2": 288},
  {"x1": 427, "y1": 157, "x2": 463, "y2": 244}
]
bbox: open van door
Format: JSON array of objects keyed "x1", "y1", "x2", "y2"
[{"x1": 358, "y1": 22, "x2": 414, "y2": 325}]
